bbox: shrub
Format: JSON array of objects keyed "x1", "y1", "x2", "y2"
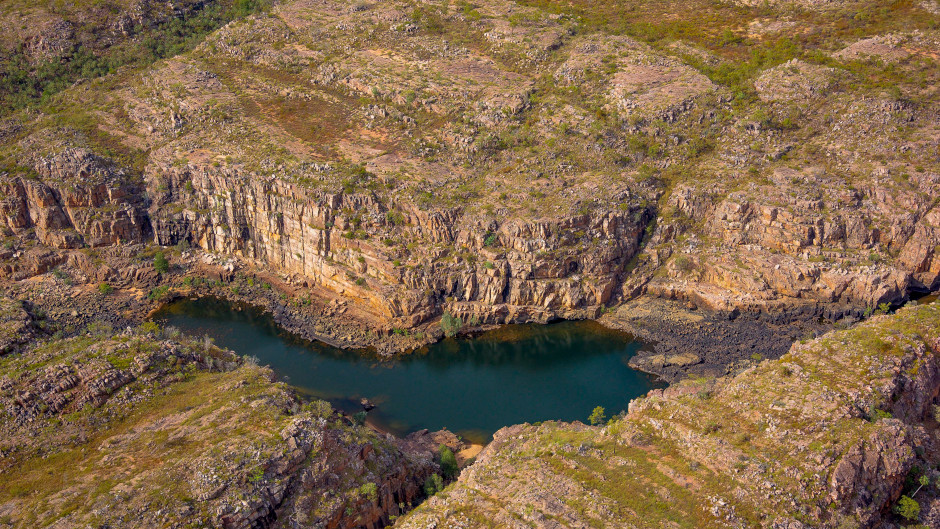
[
  {"x1": 138, "y1": 321, "x2": 160, "y2": 335},
  {"x1": 423, "y1": 474, "x2": 444, "y2": 496},
  {"x1": 87, "y1": 320, "x2": 114, "y2": 335},
  {"x1": 894, "y1": 495, "x2": 920, "y2": 521},
  {"x1": 232, "y1": 0, "x2": 271, "y2": 17},
  {"x1": 359, "y1": 482, "x2": 378, "y2": 501},
  {"x1": 674, "y1": 255, "x2": 694, "y2": 272},
  {"x1": 52, "y1": 268, "x2": 71, "y2": 284},
  {"x1": 386, "y1": 211, "x2": 406, "y2": 226},
  {"x1": 98, "y1": 282, "x2": 114, "y2": 295},
  {"x1": 869, "y1": 407, "x2": 892, "y2": 422},
  {"x1": 154, "y1": 251, "x2": 169, "y2": 274},
  {"x1": 306, "y1": 400, "x2": 333, "y2": 419},
  {"x1": 588, "y1": 406, "x2": 607, "y2": 426},
  {"x1": 441, "y1": 312, "x2": 462, "y2": 337},
  {"x1": 439, "y1": 445, "x2": 459, "y2": 480},
  {"x1": 353, "y1": 411, "x2": 368, "y2": 426},
  {"x1": 148, "y1": 285, "x2": 171, "y2": 301}
]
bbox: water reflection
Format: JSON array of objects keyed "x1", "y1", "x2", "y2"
[{"x1": 153, "y1": 296, "x2": 664, "y2": 442}]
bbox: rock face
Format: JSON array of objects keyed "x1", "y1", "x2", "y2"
[
  {"x1": 147, "y1": 162, "x2": 650, "y2": 326},
  {"x1": 637, "y1": 166, "x2": 940, "y2": 314},
  {"x1": 0, "y1": 326, "x2": 439, "y2": 528},
  {"x1": 0, "y1": 0, "x2": 937, "y2": 361},
  {"x1": 0, "y1": 149, "x2": 151, "y2": 249},
  {"x1": 0, "y1": 148, "x2": 651, "y2": 329},
  {"x1": 397, "y1": 303, "x2": 940, "y2": 528}
]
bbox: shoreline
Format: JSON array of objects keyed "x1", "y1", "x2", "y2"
[{"x1": 4, "y1": 248, "x2": 930, "y2": 386}]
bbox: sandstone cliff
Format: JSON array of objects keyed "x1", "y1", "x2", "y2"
[{"x1": 0, "y1": 0, "x2": 936, "y2": 359}]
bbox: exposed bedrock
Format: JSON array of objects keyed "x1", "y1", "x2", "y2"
[
  {"x1": 3, "y1": 148, "x2": 940, "y2": 340},
  {"x1": 144, "y1": 162, "x2": 652, "y2": 328},
  {"x1": 397, "y1": 303, "x2": 940, "y2": 528}
]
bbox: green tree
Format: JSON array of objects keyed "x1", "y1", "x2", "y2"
[
  {"x1": 98, "y1": 282, "x2": 113, "y2": 295},
  {"x1": 154, "y1": 251, "x2": 169, "y2": 274},
  {"x1": 439, "y1": 445, "x2": 459, "y2": 480},
  {"x1": 359, "y1": 482, "x2": 378, "y2": 501},
  {"x1": 353, "y1": 411, "x2": 368, "y2": 426},
  {"x1": 423, "y1": 473, "x2": 444, "y2": 496},
  {"x1": 894, "y1": 495, "x2": 920, "y2": 521},
  {"x1": 589, "y1": 406, "x2": 607, "y2": 426},
  {"x1": 913, "y1": 474, "x2": 930, "y2": 496},
  {"x1": 441, "y1": 312, "x2": 462, "y2": 337}
]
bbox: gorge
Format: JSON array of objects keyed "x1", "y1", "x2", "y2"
[
  {"x1": 0, "y1": 0, "x2": 938, "y2": 526},
  {"x1": 153, "y1": 295, "x2": 664, "y2": 442}
]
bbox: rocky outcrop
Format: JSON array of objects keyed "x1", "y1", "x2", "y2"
[
  {"x1": 0, "y1": 149, "x2": 151, "y2": 249},
  {"x1": 398, "y1": 303, "x2": 940, "y2": 528},
  {"x1": 649, "y1": 170, "x2": 940, "y2": 312},
  {"x1": 0, "y1": 297, "x2": 33, "y2": 354},
  {"x1": 144, "y1": 162, "x2": 653, "y2": 328},
  {"x1": 0, "y1": 328, "x2": 440, "y2": 529}
]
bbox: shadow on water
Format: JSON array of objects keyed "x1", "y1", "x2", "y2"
[{"x1": 152, "y1": 296, "x2": 665, "y2": 443}]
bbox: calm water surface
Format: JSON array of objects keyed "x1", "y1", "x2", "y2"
[{"x1": 153, "y1": 297, "x2": 664, "y2": 442}]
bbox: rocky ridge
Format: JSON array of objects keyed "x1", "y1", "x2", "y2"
[
  {"x1": 0, "y1": 0, "x2": 935, "y2": 376},
  {"x1": 0, "y1": 315, "x2": 444, "y2": 529},
  {"x1": 397, "y1": 301, "x2": 940, "y2": 528}
]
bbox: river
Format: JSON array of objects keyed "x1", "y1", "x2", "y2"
[{"x1": 153, "y1": 296, "x2": 664, "y2": 443}]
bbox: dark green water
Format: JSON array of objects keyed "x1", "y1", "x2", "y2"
[{"x1": 152, "y1": 297, "x2": 664, "y2": 443}]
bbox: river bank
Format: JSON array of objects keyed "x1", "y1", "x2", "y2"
[
  {"x1": 0, "y1": 247, "x2": 870, "y2": 385},
  {"x1": 151, "y1": 295, "x2": 665, "y2": 442}
]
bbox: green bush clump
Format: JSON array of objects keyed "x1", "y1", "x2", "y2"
[
  {"x1": 148, "y1": 285, "x2": 171, "y2": 301},
  {"x1": 138, "y1": 321, "x2": 161, "y2": 335},
  {"x1": 359, "y1": 482, "x2": 378, "y2": 501},
  {"x1": 441, "y1": 312, "x2": 463, "y2": 337},
  {"x1": 439, "y1": 445, "x2": 459, "y2": 480},
  {"x1": 353, "y1": 411, "x2": 368, "y2": 426},
  {"x1": 154, "y1": 252, "x2": 169, "y2": 274},
  {"x1": 894, "y1": 495, "x2": 920, "y2": 521},
  {"x1": 423, "y1": 473, "x2": 444, "y2": 496}
]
